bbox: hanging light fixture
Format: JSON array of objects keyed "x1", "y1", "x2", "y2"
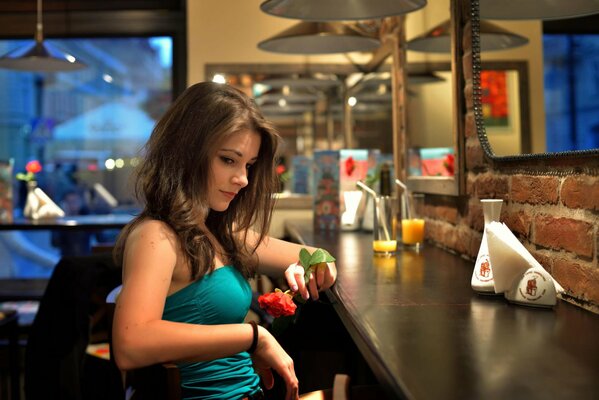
[
  {"x1": 258, "y1": 22, "x2": 381, "y2": 54},
  {"x1": 260, "y1": 0, "x2": 427, "y2": 21},
  {"x1": 479, "y1": 0, "x2": 599, "y2": 20},
  {"x1": 255, "y1": 88, "x2": 320, "y2": 106},
  {"x1": 407, "y1": 19, "x2": 528, "y2": 53},
  {"x1": 259, "y1": 74, "x2": 341, "y2": 89},
  {"x1": 0, "y1": 0, "x2": 86, "y2": 72}
]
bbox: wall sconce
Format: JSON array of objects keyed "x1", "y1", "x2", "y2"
[
  {"x1": 260, "y1": 0, "x2": 427, "y2": 21},
  {"x1": 407, "y1": 19, "x2": 528, "y2": 53}
]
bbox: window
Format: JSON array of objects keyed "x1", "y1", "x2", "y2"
[
  {"x1": 0, "y1": 36, "x2": 174, "y2": 278},
  {"x1": 543, "y1": 34, "x2": 599, "y2": 152}
]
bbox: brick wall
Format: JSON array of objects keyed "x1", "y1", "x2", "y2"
[{"x1": 421, "y1": 7, "x2": 599, "y2": 313}]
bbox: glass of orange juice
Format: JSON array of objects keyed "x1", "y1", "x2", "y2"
[
  {"x1": 372, "y1": 196, "x2": 397, "y2": 256},
  {"x1": 402, "y1": 194, "x2": 425, "y2": 251}
]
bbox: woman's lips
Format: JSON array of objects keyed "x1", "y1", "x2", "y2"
[{"x1": 221, "y1": 190, "x2": 236, "y2": 200}]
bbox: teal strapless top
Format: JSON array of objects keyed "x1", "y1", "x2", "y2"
[{"x1": 162, "y1": 265, "x2": 260, "y2": 400}]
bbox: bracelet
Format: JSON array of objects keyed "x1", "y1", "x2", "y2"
[{"x1": 247, "y1": 320, "x2": 258, "y2": 354}]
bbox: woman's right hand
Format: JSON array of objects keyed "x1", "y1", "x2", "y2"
[{"x1": 251, "y1": 326, "x2": 299, "y2": 400}]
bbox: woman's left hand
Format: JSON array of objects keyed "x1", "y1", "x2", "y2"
[{"x1": 284, "y1": 261, "x2": 337, "y2": 301}]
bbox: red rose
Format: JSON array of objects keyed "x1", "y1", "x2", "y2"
[
  {"x1": 25, "y1": 160, "x2": 42, "y2": 174},
  {"x1": 258, "y1": 290, "x2": 297, "y2": 318}
]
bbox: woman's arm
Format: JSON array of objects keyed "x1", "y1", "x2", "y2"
[
  {"x1": 247, "y1": 231, "x2": 337, "y2": 300},
  {"x1": 112, "y1": 221, "x2": 299, "y2": 400}
]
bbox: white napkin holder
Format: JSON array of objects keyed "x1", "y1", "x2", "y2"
[
  {"x1": 341, "y1": 190, "x2": 363, "y2": 231},
  {"x1": 504, "y1": 266, "x2": 558, "y2": 308},
  {"x1": 486, "y1": 221, "x2": 563, "y2": 308},
  {"x1": 24, "y1": 186, "x2": 65, "y2": 220},
  {"x1": 471, "y1": 199, "x2": 503, "y2": 294}
]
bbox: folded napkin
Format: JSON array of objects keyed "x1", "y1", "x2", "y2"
[
  {"x1": 24, "y1": 187, "x2": 65, "y2": 220},
  {"x1": 486, "y1": 221, "x2": 563, "y2": 296}
]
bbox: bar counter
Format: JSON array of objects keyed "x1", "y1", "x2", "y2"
[{"x1": 284, "y1": 220, "x2": 599, "y2": 400}]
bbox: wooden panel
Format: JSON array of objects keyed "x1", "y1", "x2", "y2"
[{"x1": 0, "y1": 0, "x2": 184, "y2": 13}]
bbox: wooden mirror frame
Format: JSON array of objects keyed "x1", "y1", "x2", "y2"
[{"x1": 470, "y1": 0, "x2": 599, "y2": 175}]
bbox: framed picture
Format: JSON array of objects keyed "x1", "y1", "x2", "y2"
[{"x1": 481, "y1": 70, "x2": 509, "y2": 128}]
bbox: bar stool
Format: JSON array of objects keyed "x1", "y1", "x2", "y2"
[{"x1": 0, "y1": 309, "x2": 20, "y2": 400}]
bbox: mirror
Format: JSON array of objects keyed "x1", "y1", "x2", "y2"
[
  {"x1": 472, "y1": 0, "x2": 599, "y2": 159},
  {"x1": 205, "y1": 0, "x2": 466, "y2": 196},
  {"x1": 205, "y1": 61, "x2": 458, "y2": 189},
  {"x1": 404, "y1": 0, "x2": 465, "y2": 195},
  {"x1": 205, "y1": 63, "x2": 392, "y2": 158}
]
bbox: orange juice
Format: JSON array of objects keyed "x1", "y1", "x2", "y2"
[
  {"x1": 401, "y1": 219, "x2": 425, "y2": 245},
  {"x1": 373, "y1": 240, "x2": 397, "y2": 253}
]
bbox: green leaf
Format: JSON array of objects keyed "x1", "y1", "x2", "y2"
[
  {"x1": 304, "y1": 269, "x2": 312, "y2": 283},
  {"x1": 321, "y1": 249, "x2": 336, "y2": 263},
  {"x1": 309, "y1": 248, "x2": 327, "y2": 265},
  {"x1": 299, "y1": 248, "x2": 311, "y2": 271}
]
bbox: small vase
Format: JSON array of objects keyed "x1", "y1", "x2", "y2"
[
  {"x1": 23, "y1": 181, "x2": 64, "y2": 220},
  {"x1": 471, "y1": 199, "x2": 503, "y2": 294}
]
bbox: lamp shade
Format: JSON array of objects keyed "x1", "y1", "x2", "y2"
[
  {"x1": 0, "y1": 40, "x2": 86, "y2": 72},
  {"x1": 0, "y1": 0, "x2": 86, "y2": 72},
  {"x1": 260, "y1": 0, "x2": 427, "y2": 21},
  {"x1": 255, "y1": 90, "x2": 320, "y2": 106},
  {"x1": 259, "y1": 75, "x2": 341, "y2": 89},
  {"x1": 258, "y1": 22, "x2": 381, "y2": 54},
  {"x1": 479, "y1": 0, "x2": 599, "y2": 20},
  {"x1": 407, "y1": 19, "x2": 528, "y2": 53}
]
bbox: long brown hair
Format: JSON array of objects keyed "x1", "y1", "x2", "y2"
[{"x1": 114, "y1": 82, "x2": 281, "y2": 279}]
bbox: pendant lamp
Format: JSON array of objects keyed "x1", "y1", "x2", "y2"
[
  {"x1": 255, "y1": 89, "x2": 319, "y2": 106},
  {"x1": 259, "y1": 75, "x2": 341, "y2": 89},
  {"x1": 258, "y1": 22, "x2": 380, "y2": 54},
  {"x1": 479, "y1": 0, "x2": 599, "y2": 20},
  {"x1": 260, "y1": 0, "x2": 427, "y2": 21},
  {"x1": 407, "y1": 19, "x2": 528, "y2": 53},
  {"x1": 0, "y1": 0, "x2": 86, "y2": 72}
]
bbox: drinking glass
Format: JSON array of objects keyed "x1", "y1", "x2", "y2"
[
  {"x1": 401, "y1": 194, "x2": 425, "y2": 251},
  {"x1": 372, "y1": 196, "x2": 398, "y2": 256}
]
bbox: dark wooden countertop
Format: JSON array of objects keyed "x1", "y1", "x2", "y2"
[{"x1": 285, "y1": 220, "x2": 599, "y2": 400}]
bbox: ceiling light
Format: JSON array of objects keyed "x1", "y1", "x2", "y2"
[
  {"x1": 0, "y1": 0, "x2": 86, "y2": 72},
  {"x1": 407, "y1": 19, "x2": 528, "y2": 53},
  {"x1": 259, "y1": 75, "x2": 341, "y2": 89},
  {"x1": 258, "y1": 22, "x2": 380, "y2": 54},
  {"x1": 260, "y1": 0, "x2": 427, "y2": 21}
]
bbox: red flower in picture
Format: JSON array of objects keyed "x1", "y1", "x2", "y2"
[
  {"x1": 443, "y1": 154, "x2": 455, "y2": 176},
  {"x1": 344, "y1": 156, "x2": 356, "y2": 176},
  {"x1": 258, "y1": 290, "x2": 297, "y2": 318}
]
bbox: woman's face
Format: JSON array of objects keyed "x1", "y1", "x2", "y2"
[{"x1": 208, "y1": 129, "x2": 262, "y2": 211}]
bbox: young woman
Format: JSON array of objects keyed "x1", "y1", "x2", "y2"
[{"x1": 112, "y1": 82, "x2": 337, "y2": 400}]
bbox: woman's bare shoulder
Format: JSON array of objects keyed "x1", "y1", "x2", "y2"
[{"x1": 127, "y1": 219, "x2": 179, "y2": 253}]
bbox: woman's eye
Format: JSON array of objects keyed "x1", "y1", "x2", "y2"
[
  {"x1": 246, "y1": 164, "x2": 254, "y2": 171},
  {"x1": 220, "y1": 156, "x2": 234, "y2": 164}
]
